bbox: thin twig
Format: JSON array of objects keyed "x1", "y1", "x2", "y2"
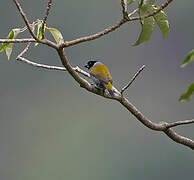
[
  {"x1": 130, "y1": 0, "x2": 173, "y2": 20},
  {"x1": 128, "y1": 8, "x2": 138, "y2": 17},
  {"x1": 121, "y1": 0, "x2": 128, "y2": 19},
  {"x1": 12, "y1": 0, "x2": 57, "y2": 49},
  {"x1": 16, "y1": 42, "x2": 90, "y2": 77},
  {"x1": 17, "y1": 56, "x2": 90, "y2": 77},
  {"x1": 121, "y1": 65, "x2": 146, "y2": 95},
  {"x1": 0, "y1": 38, "x2": 36, "y2": 43},
  {"x1": 42, "y1": 0, "x2": 53, "y2": 39},
  {"x1": 12, "y1": 0, "x2": 39, "y2": 41},
  {"x1": 17, "y1": 42, "x2": 31, "y2": 58},
  {"x1": 166, "y1": 119, "x2": 194, "y2": 129}
]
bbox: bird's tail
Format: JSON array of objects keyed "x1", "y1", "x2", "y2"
[{"x1": 108, "y1": 89, "x2": 114, "y2": 97}]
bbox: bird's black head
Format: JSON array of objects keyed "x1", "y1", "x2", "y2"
[{"x1": 84, "y1": 60, "x2": 97, "y2": 69}]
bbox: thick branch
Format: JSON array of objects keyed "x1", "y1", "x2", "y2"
[
  {"x1": 55, "y1": 48, "x2": 194, "y2": 150},
  {"x1": 164, "y1": 128, "x2": 194, "y2": 149},
  {"x1": 15, "y1": 44, "x2": 194, "y2": 150},
  {"x1": 119, "y1": 98, "x2": 194, "y2": 150}
]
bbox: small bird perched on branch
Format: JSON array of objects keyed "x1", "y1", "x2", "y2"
[{"x1": 84, "y1": 60, "x2": 114, "y2": 97}]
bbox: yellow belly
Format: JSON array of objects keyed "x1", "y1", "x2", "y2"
[{"x1": 104, "y1": 81, "x2": 112, "y2": 91}]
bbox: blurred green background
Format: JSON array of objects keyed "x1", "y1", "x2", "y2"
[{"x1": 0, "y1": 0, "x2": 194, "y2": 180}]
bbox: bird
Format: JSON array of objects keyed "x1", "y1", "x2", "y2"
[{"x1": 84, "y1": 60, "x2": 114, "y2": 97}]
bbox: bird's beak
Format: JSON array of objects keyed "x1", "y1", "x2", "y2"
[{"x1": 84, "y1": 64, "x2": 89, "y2": 69}]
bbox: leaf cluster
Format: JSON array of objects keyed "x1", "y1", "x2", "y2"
[
  {"x1": 0, "y1": 20, "x2": 63, "y2": 59},
  {"x1": 133, "y1": 0, "x2": 169, "y2": 46},
  {"x1": 179, "y1": 49, "x2": 194, "y2": 101}
]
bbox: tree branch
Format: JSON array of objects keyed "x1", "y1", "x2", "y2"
[
  {"x1": 57, "y1": 48, "x2": 121, "y2": 98},
  {"x1": 12, "y1": 0, "x2": 58, "y2": 49},
  {"x1": 121, "y1": 0, "x2": 128, "y2": 19},
  {"x1": 166, "y1": 119, "x2": 194, "y2": 129},
  {"x1": 121, "y1": 65, "x2": 146, "y2": 96},
  {"x1": 119, "y1": 97, "x2": 194, "y2": 150},
  {"x1": 128, "y1": 8, "x2": 138, "y2": 17},
  {"x1": 15, "y1": 42, "x2": 90, "y2": 78},
  {"x1": 130, "y1": 0, "x2": 173, "y2": 21},
  {"x1": 17, "y1": 57, "x2": 90, "y2": 78},
  {"x1": 7, "y1": 0, "x2": 194, "y2": 150},
  {"x1": 0, "y1": 38, "x2": 36, "y2": 43},
  {"x1": 42, "y1": 0, "x2": 53, "y2": 39},
  {"x1": 15, "y1": 45, "x2": 194, "y2": 150},
  {"x1": 11, "y1": 38, "x2": 194, "y2": 150},
  {"x1": 61, "y1": 18, "x2": 127, "y2": 48},
  {"x1": 61, "y1": 0, "x2": 173, "y2": 48},
  {"x1": 164, "y1": 128, "x2": 194, "y2": 149},
  {"x1": 13, "y1": 0, "x2": 38, "y2": 41},
  {"x1": 9, "y1": 0, "x2": 173, "y2": 49},
  {"x1": 17, "y1": 42, "x2": 31, "y2": 58},
  {"x1": 55, "y1": 47, "x2": 194, "y2": 150}
]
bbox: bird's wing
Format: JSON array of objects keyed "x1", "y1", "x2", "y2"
[{"x1": 90, "y1": 64, "x2": 112, "y2": 84}]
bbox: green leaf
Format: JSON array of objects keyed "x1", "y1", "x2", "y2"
[
  {"x1": 48, "y1": 28, "x2": 63, "y2": 44},
  {"x1": 0, "y1": 28, "x2": 21, "y2": 60},
  {"x1": 153, "y1": 6, "x2": 169, "y2": 38},
  {"x1": 181, "y1": 49, "x2": 194, "y2": 68},
  {"x1": 5, "y1": 43, "x2": 13, "y2": 60},
  {"x1": 0, "y1": 30, "x2": 14, "y2": 52},
  {"x1": 35, "y1": 20, "x2": 44, "y2": 46},
  {"x1": 133, "y1": 5, "x2": 155, "y2": 46},
  {"x1": 179, "y1": 84, "x2": 194, "y2": 102}
]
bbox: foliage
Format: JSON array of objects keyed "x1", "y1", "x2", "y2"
[
  {"x1": 0, "y1": 29, "x2": 21, "y2": 59},
  {"x1": 134, "y1": 1, "x2": 169, "y2": 45},
  {"x1": 179, "y1": 49, "x2": 194, "y2": 101},
  {"x1": 179, "y1": 84, "x2": 194, "y2": 102},
  {"x1": 181, "y1": 49, "x2": 194, "y2": 68},
  {"x1": 0, "y1": 21, "x2": 63, "y2": 59}
]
